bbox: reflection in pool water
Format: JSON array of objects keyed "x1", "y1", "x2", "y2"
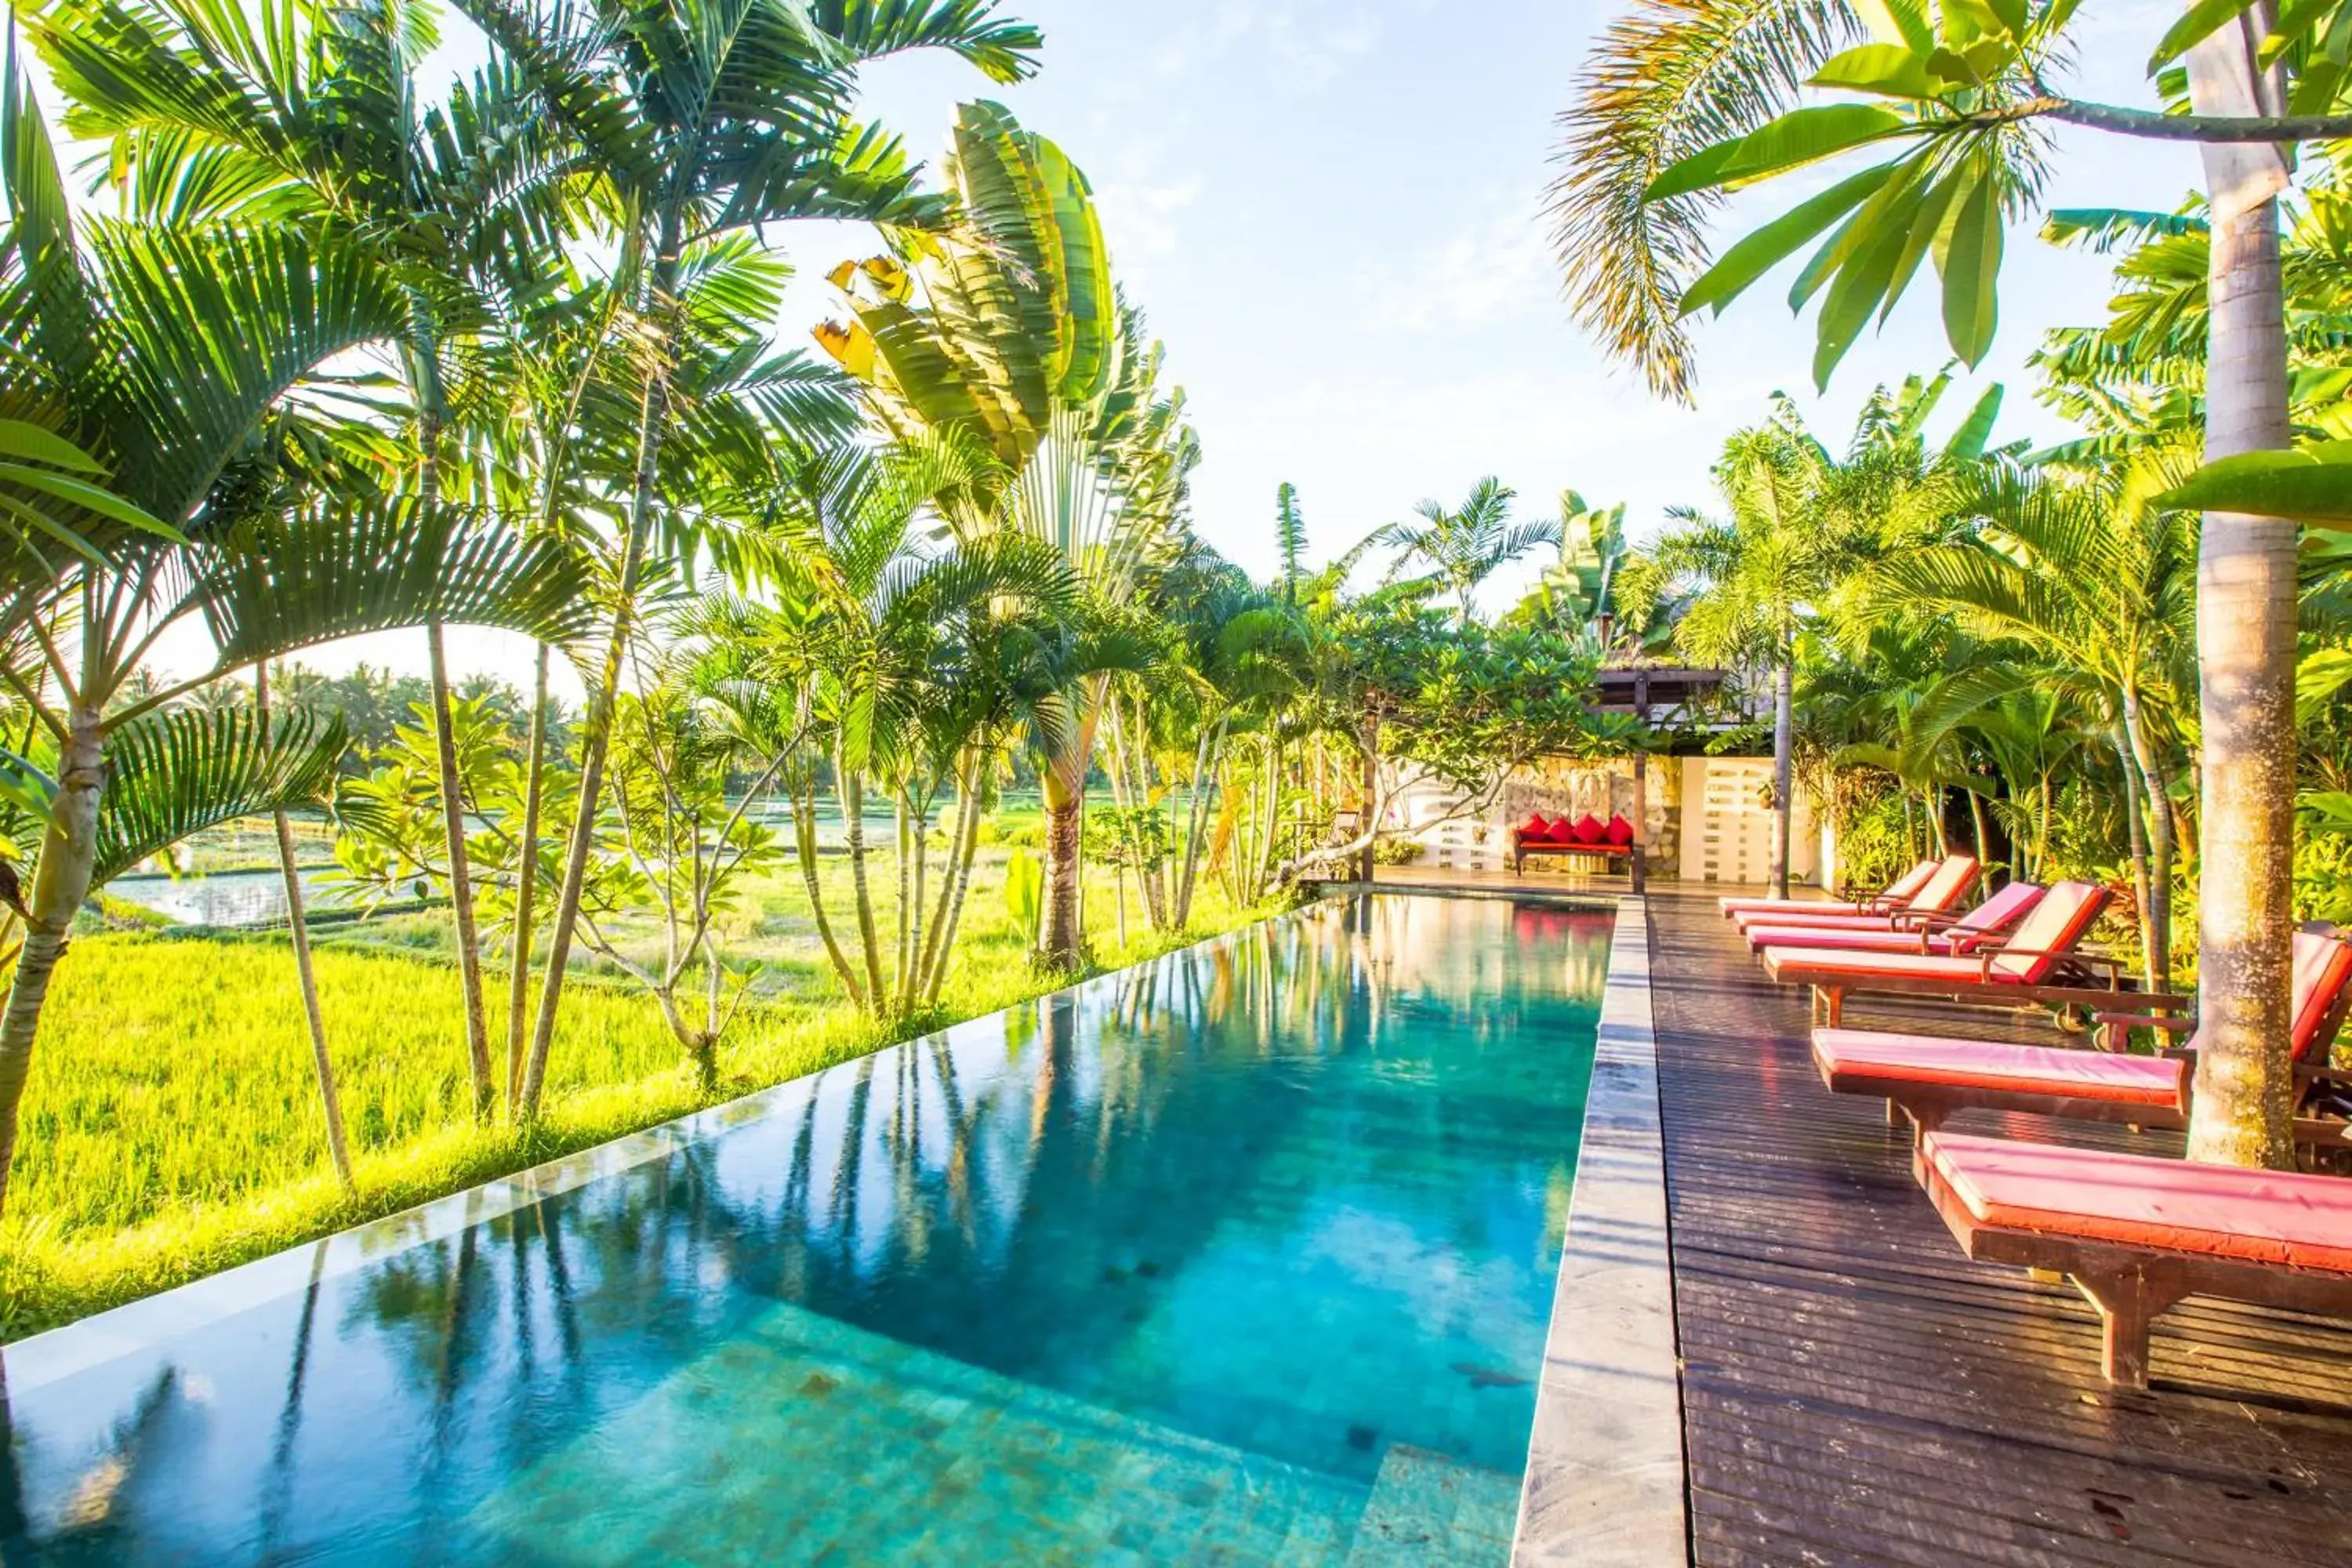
[{"x1": 0, "y1": 892, "x2": 1610, "y2": 1564}]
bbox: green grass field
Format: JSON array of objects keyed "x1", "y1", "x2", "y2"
[{"x1": 0, "y1": 837, "x2": 1268, "y2": 1339}]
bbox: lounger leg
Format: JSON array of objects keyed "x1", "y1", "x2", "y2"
[
  {"x1": 2071, "y1": 1268, "x2": 2189, "y2": 1390},
  {"x1": 1824, "y1": 986, "x2": 1845, "y2": 1028}
]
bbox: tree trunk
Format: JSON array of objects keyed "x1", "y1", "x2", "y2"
[
  {"x1": 258, "y1": 664, "x2": 351, "y2": 1186},
  {"x1": 518, "y1": 229, "x2": 681, "y2": 1119},
  {"x1": 0, "y1": 704, "x2": 102, "y2": 1218},
  {"x1": 792, "y1": 778, "x2": 864, "y2": 1006},
  {"x1": 2114, "y1": 728, "x2": 2159, "y2": 987},
  {"x1": 840, "y1": 764, "x2": 888, "y2": 1012},
  {"x1": 1769, "y1": 658, "x2": 1794, "y2": 899},
  {"x1": 2120, "y1": 685, "x2": 2177, "y2": 995},
  {"x1": 505, "y1": 641, "x2": 549, "y2": 1117},
  {"x1": 2184, "y1": 27, "x2": 2298, "y2": 1168},
  {"x1": 426, "y1": 621, "x2": 494, "y2": 1120},
  {"x1": 1357, "y1": 716, "x2": 1378, "y2": 883},
  {"x1": 1040, "y1": 789, "x2": 1083, "y2": 967},
  {"x1": 1631, "y1": 750, "x2": 1649, "y2": 893}
]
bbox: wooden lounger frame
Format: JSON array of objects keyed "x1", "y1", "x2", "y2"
[
  {"x1": 1915, "y1": 1143, "x2": 2352, "y2": 1388},
  {"x1": 1765, "y1": 943, "x2": 2193, "y2": 1046},
  {"x1": 1817, "y1": 952, "x2": 2352, "y2": 1146}
]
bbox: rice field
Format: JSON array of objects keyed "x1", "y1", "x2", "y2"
[{"x1": 0, "y1": 843, "x2": 1268, "y2": 1339}]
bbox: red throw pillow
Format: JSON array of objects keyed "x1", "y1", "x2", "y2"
[
  {"x1": 1604, "y1": 815, "x2": 1635, "y2": 847},
  {"x1": 1542, "y1": 816, "x2": 1581, "y2": 844},
  {"x1": 1519, "y1": 814, "x2": 1551, "y2": 839},
  {"x1": 1569, "y1": 814, "x2": 1606, "y2": 845}
]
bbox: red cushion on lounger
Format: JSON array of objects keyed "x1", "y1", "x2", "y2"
[
  {"x1": 1907, "y1": 856, "x2": 1980, "y2": 913},
  {"x1": 1537, "y1": 817, "x2": 1576, "y2": 844},
  {"x1": 1922, "y1": 1131, "x2": 2352, "y2": 1274},
  {"x1": 2290, "y1": 929, "x2": 2352, "y2": 1061},
  {"x1": 1517, "y1": 814, "x2": 1551, "y2": 840},
  {"x1": 1980, "y1": 880, "x2": 2108, "y2": 982},
  {"x1": 1946, "y1": 881, "x2": 2047, "y2": 954},
  {"x1": 1760, "y1": 948, "x2": 1999, "y2": 985},
  {"x1": 1568, "y1": 814, "x2": 1606, "y2": 845},
  {"x1": 1813, "y1": 1031, "x2": 2183, "y2": 1107},
  {"x1": 1603, "y1": 815, "x2": 1635, "y2": 847},
  {"x1": 1733, "y1": 906, "x2": 1900, "y2": 933},
  {"x1": 1746, "y1": 924, "x2": 1955, "y2": 955}
]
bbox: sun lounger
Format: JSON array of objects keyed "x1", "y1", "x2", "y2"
[
  {"x1": 1717, "y1": 858, "x2": 1935, "y2": 919},
  {"x1": 1759, "y1": 880, "x2": 2177, "y2": 1029},
  {"x1": 1743, "y1": 880, "x2": 2042, "y2": 956},
  {"x1": 1729, "y1": 855, "x2": 1981, "y2": 934},
  {"x1": 1915, "y1": 1129, "x2": 2352, "y2": 1387},
  {"x1": 1813, "y1": 929, "x2": 2352, "y2": 1143}
]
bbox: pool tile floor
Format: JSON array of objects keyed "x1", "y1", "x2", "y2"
[{"x1": 472, "y1": 1300, "x2": 1517, "y2": 1565}]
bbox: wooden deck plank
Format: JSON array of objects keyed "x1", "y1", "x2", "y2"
[{"x1": 1645, "y1": 887, "x2": 2352, "y2": 1567}]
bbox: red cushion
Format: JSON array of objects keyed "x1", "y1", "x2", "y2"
[
  {"x1": 1542, "y1": 818, "x2": 1581, "y2": 844},
  {"x1": 1569, "y1": 814, "x2": 1606, "y2": 845},
  {"x1": 1517, "y1": 814, "x2": 1550, "y2": 839},
  {"x1": 2290, "y1": 930, "x2": 2352, "y2": 1060},
  {"x1": 1603, "y1": 815, "x2": 1635, "y2": 847},
  {"x1": 1761, "y1": 949, "x2": 1994, "y2": 985},
  {"x1": 1733, "y1": 907, "x2": 1896, "y2": 933},
  {"x1": 1813, "y1": 1031, "x2": 2183, "y2": 1108},
  {"x1": 1746, "y1": 925, "x2": 1953, "y2": 956},
  {"x1": 1923, "y1": 1131, "x2": 2352, "y2": 1274}
]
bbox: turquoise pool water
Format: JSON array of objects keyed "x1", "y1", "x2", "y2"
[{"x1": 0, "y1": 892, "x2": 1610, "y2": 1564}]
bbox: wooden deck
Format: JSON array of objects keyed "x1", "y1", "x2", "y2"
[{"x1": 1644, "y1": 885, "x2": 2352, "y2": 1566}]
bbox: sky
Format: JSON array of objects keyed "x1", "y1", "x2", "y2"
[{"x1": 44, "y1": 0, "x2": 2213, "y2": 687}]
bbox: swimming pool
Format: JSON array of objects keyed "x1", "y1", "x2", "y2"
[{"x1": 0, "y1": 891, "x2": 1612, "y2": 1564}]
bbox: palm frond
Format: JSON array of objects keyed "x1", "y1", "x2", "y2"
[
  {"x1": 194, "y1": 492, "x2": 601, "y2": 669},
  {"x1": 1548, "y1": 0, "x2": 1856, "y2": 403},
  {"x1": 94, "y1": 706, "x2": 346, "y2": 885}
]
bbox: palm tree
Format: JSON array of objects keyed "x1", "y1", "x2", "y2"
[
  {"x1": 477, "y1": 0, "x2": 1042, "y2": 1114},
  {"x1": 1367, "y1": 478, "x2": 1560, "y2": 626},
  {"x1": 820, "y1": 102, "x2": 1197, "y2": 967},
  {"x1": 721, "y1": 440, "x2": 1077, "y2": 1016},
  {"x1": 1549, "y1": 0, "x2": 2344, "y2": 1167},
  {"x1": 1867, "y1": 458, "x2": 2198, "y2": 990},
  {"x1": 34, "y1": 0, "x2": 580, "y2": 1120}
]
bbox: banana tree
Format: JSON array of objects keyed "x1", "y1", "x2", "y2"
[
  {"x1": 470, "y1": 0, "x2": 1040, "y2": 1113},
  {"x1": 1552, "y1": 0, "x2": 2352, "y2": 1167}
]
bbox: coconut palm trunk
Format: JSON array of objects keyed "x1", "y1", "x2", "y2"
[
  {"x1": 1769, "y1": 655, "x2": 1795, "y2": 899},
  {"x1": 1040, "y1": 772, "x2": 1084, "y2": 967},
  {"x1": 518, "y1": 235, "x2": 678, "y2": 1118},
  {"x1": 2186, "y1": 161, "x2": 2300, "y2": 1167},
  {"x1": 258, "y1": 663, "x2": 353, "y2": 1185},
  {"x1": 505, "y1": 641, "x2": 550, "y2": 1115},
  {"x1": 426, "y1": 619, "x2": 495, "y2": 1119},
  {"x1": 2118, "y1": 684, "x2": 2177, "y2": 994},
  {"x1": 0, "y1": 702, "x2": 102, "y2": 1220}
]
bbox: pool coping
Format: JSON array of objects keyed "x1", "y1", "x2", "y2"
[{"x1": 1510, "y1": 895, "x2": 1690, "y2": 1566}]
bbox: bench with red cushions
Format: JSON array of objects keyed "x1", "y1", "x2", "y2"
[
  {"x1": 1916, "y1": 1130, "x2": 2352, "y2": 1388},
  {"x1": 1509, "y1": 811, "x2": 1643, "y2": 886}
]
